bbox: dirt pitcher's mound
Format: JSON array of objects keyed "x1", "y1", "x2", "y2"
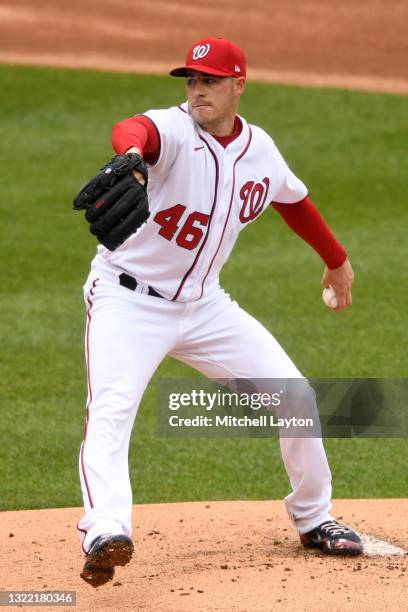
[{"x1": 0, "y1": 499, "x2": 407, "y2": 611}]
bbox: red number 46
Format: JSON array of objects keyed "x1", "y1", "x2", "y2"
[{"x1": 153, "y1": 204, "x2": 209, "y2": 250}]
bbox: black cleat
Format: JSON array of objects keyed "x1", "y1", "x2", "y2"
[
  {"x1": 300, "y1": 520, "x2": 363, "y2": 555},
  {"x1": 80, "y1": 534, "x2": 134, "y2": 587}
]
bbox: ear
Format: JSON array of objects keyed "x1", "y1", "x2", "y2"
[{"x1": 234, "y1": 77, "x2": 246, "y2": 97}]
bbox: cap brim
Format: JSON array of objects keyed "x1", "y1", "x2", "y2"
[{"x1": 169, "y1": 64, "x2": 234, "y2": 77}]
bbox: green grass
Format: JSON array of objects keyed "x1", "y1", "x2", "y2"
[{"x1": 0, "y1": 65, "x2": 407, "y2": 511}]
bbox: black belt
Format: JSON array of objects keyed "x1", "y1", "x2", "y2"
[{"x1": 119, "y1": 273, "x2": 163, "y2": 298}]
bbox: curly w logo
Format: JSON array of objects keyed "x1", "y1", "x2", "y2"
[
  {"x1": 239, "y1": 178, "x2": 270, "y2": 223},
  {"x1": 192, "y1": 44, "x2": 211, "y2": 60}
]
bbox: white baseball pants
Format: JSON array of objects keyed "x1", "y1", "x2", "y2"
[{"x1": 77, "y1": 259, "x2": 333, "y2": 552}]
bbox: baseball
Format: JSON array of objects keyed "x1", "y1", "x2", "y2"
[{"x1": 322, "y1": 285, "x2": 338, "y2": 309}]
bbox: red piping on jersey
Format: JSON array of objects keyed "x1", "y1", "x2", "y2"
[
  {"x1": 80, "y1": 278, "x2": 99, "y2": 512},
  {"x1": 199, "y1": 126, "x2": 253, "y2": 297},
  {"x1": 172, "y1": 137, "x2": 220, "y2": 301}
]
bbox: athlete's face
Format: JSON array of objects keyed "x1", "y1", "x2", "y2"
[{"x1": 186, "y1": 71, "x2": 245, "y2": 135}]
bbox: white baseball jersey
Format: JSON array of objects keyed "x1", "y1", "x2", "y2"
[
  {"x1": 78, "y1": 103, "x2": 334, "y2": 556},
  {"x1": 94, "y1": 102, "x2": 307, "y2": 301}
]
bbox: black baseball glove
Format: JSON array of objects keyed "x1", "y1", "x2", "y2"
[{"x1": 73, "y1": 153, "x2": 150, "y2": 251}]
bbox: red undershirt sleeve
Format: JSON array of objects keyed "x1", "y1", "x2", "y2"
[
  {"x1": 111, "y1": 115, "x2": 161, "y2": 165},
  {"x1": 272, "y1": 196, "x2": 347, "y2": 269}
]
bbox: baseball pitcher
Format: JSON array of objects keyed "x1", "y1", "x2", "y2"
[{"x1": 73, "y1": 37, "x2": 361, "y2": 588}]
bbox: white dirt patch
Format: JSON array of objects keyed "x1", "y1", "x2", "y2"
[{"x1": 361, "y1": 534, "x2": 406, "y2": 556}]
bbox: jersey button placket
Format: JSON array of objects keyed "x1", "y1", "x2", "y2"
[
  {"x1": 195, "y1": 157, "x2": 233, "y2": 297},
  {"x1": 191, "y1": 150, "x2": 227, "y2": 298}
]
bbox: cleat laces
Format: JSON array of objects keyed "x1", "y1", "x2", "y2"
[{"x1": 320, "y1": 521, "x2": 352, "y2": 536}]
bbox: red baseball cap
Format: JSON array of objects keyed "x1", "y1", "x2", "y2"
[{"x1": 170, "y1": 37, "x2": 246, "y2": 78}]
